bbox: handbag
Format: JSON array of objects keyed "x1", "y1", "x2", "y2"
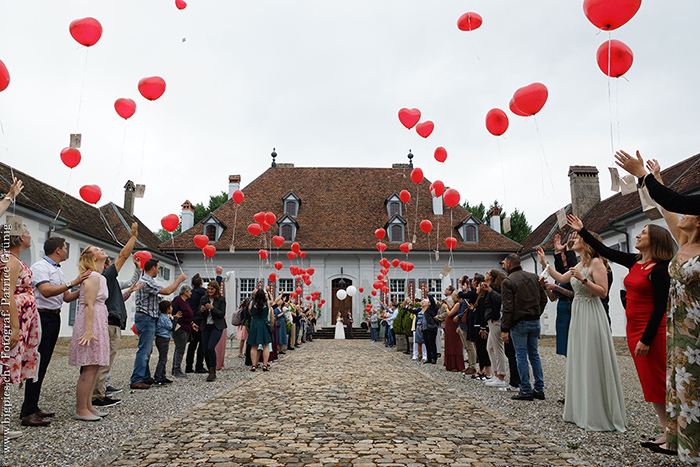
[{"x1": 264, "y1": 320, "x2": 275, "y2": 335}]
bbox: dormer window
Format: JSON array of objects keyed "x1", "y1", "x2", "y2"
[
  {"x1": 385, "y1": 193, "x2": 402, "y2": 218},
  {"x1": 457, "y1": 215, "x2": 480, "y2": 244},
  {"x1": 386, "y1": 215, "x2": 406, "y2": 243},
  {"x1": 201, "y1": 215, "x2": 225, "y2": 243},
  {"x1": 283, "y1": 191, "x2": 301, "y2": 218},
  {"x1": 278, "y1": 214, "x2": 299, "y2": 242}
]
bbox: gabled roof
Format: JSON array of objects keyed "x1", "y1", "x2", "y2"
[
  {"x1": 201, "y1": 214, "x2": 227, "y2": 228},
  {"x1": 164, "y1": 166, "x2": 522, "y2": 253},
  {"x1": 0, "y1": 162, "x2": 172, "y2": 257},
  {"x1": 520, "y1": 152, "x2": 700, "y2": 253}
]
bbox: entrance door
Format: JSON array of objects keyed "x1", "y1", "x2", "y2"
[{"x1": 331, "y1": 278, "x2": 352, "y2": 326}]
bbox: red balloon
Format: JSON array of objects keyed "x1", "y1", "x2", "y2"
[
  {"x1": 380, "y1": 258, "x2": 390, "y2": 268},
  {"x1": 194, "y1": 235, "x2": 209, "y2": 248},
  {"x1": 79, "y1": 185, "x2": 102, "y2": 204},
  {"x1": 485, "y1": 108, "x2": 509, "y2": 136},
  {"x1": 290, "y1": 266, "x2": 298, "y2": 275},
  {"x1": 114, "y1": 98, "x2": 136, "y2": 119},
  {"x1": 261, "y1": 222, "x2": 270, "y2": 232},
  {"x1": 69, "y1": 18, "x2": 103, "y2": 47},
  {"x1": 175, "y1": 0, "x2": 187, "y2": 9},
  {"x1": 415, "y1": 121, "x2": 434, "y2": 138},
  {"x1": 272, "y1": 236, "x2": 285, "y2": 247},
  {"x1": 302, "y1": 274, "x2": 310, "y2": 282},
  {"x1": 583, "y1": 0, "x2": 641, "y2": 31},
  {"x1": 392, "y1": 259, "x2": 400, "y2": 268},
  {"x1": 430, "y1": 180, "x2": 445, "y2": 198},
  {"x1": 274, "y1": 261, "x2": 283, "y2": 271},
  {"x1": 377, "y1": 274, "x2": 384, "y2": 281},
  {"x1": 420, "y1": 220, "x2": 433, "y2": 233},
  {"x1": 203, "y1": 245, "x2": 216, "y2": 258},
  {"x1": 287, "y1": 251, "x2": 296, "y2": 260},
  {"x1": 133, "y1": 251, "x2": 152, "y2": 269},
  {"x1": 434, "y1": 147, "x2": 447, "y2": 163},
  {"x1": 399, "y1": 190, "x2": 411, "y2": 204},
  {"x1": 265, "y1": 212, "x2": 277, "y2": 224},
  {"x1": 398, "y1": 108, "x2": 421, "y2": 130},
  {"x1": 382, "y1": 286, "x2": 390, "y2": 294},
  {"x1": 305, "y1": 296, "x2": 311, "y2": 301},
  {"x1": 411, "y1": 168, "x2": 424, "y2": 184},
  {"x1": 358, "y1": 287, "x2": 364, "y2": 293},
  {"x1": 161, "y1": 214, "x2": 179, "y2": 232},
  {"x1": 290, "y1": 292, "x2": 297, "y2": 299},
  {"x1": 138, "y1": 76, "x2": 166, "y2": 101},
  {"x1": 444, "y1": 188, "x2": 460, "y2": 207},
  {"x1": 320, "y1": 299, "x2": 325, "y2": 305},
  {"x1": 457, "y1": 12, "x2": 483, "y2": 31},
  {"x1": 232, "y1": 190, "x2": 244, "y2": 204},
  {"x1": 269, "y1": 273, "x2": 276, "y2": 282},
  {"x1": 509, "y1": 98, "x2": 529, "y2": 117},
  {"x1": 60, "y1": 148, "x2": 81, "y2": 169},
  {"x1": 445, "y1": 237, "x2": 457, "y2": 250},
  {"x1": 300, "y1": 252, "x2": 306, "y2": 259},
  {"x1": 371, "y1": 290, "x2": 377, "y2": 296},
  {"x1": 380, "y1": 268, "x2": 389, "y2": 276},
  {"x1": 295, "y1": 287, "x2": 302, "y2": 295},
  {"x1": 253, "y1": 212, "x2": 266, "y2": 224},
  {"x1": 247, "y1": 223, "x2": 262, "y2": 236},
  {"x1": 132, "y1": 323, "x2": 138, "y2": 335},
  {"x1": 406, "y1": 263, "x2": 414, "y2": 272},
  {"x1": 376, "y1": 242, "x2": 387, "y2": 252},
  {"x1": 399, "y1": 242, "x2": 410, "y2": 254},
  {"x1": 512, "y1": 83, "x2": 548, "y2": 116},
  {"x1": 597, "y1": 39, "x2": 634, "y2": 78},
  {"x1": 375, "y1": 228, "x2": 386, "y2": 240},
  {"x1": 307, "y1": 267, "x2": 315, "y2": 275},
  {"x1": 0, "y1": 59, "x2": 9, "y2": 93},
  {"x1": 292, "y1": 242, "x2": 301, "y2": 253},
  {"x1": 258, "y1": 249, "x2": 269, "y2": 260}
]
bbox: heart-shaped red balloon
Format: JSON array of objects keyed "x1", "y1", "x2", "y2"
[
  {"x1": 434, "y1": 147, "x2": 447, "y2": 163},
  {"x1": 194, "y1": 235, "x2": 209, "y2": 248},
  {"x1": 79, "y1": 185, "x2": 102, "y2": 204},
  {"x1": 0, "y1": 59, "x2": 10, "y2": 93},
  {"x1": 69, "y1": 17, "x2": 103, "y2": 47},
  {"x1": 274, "y1": 261, "x2": 283, "y2": 271},
  {"x1": 261, "y1": 222, "x2": 270, "y2": 232},
  {"x1": 392, "y1": 259, "x2": 400, "y2": 268},
  {"x1": 114, "y1": 98, "x2": 137, "y2": 120},
  {"x1": 307, "y1": 267, "x2": 315, "y2": 275},
  {"x1": 380, "y1": 258, "x2": 390, "y2": 268},
  {"x1": 420, "y1": 220, "x2": 433, "y2": 233},
  {"x1": 443, "y1": 188, "x2": 460, "y2": 207},
  {"x1": 371, "y1": 290, "x2": 377, "y2": 296},
  {"x1": 60, "y1": 148, "x2": 81, "y2": 169},
  {"x1": 272, "y1": 236, "x2": 285, "y2": 247},
  {"x1": 232, "y1": 190, "x2": 244, "y2": 204},
  {"x1": 597, "y1": 39, "x2": 634, "y2": 78},
  {"x1": 376, "y1": 242, "x2": 387, "y2": 252},
  {"x1": 134, "y1": 251, "x2": 152, "y2": 269},
  {"x1": 415, "y1": 121, "x2": 434, "y2": 138},
  {"x1": 583, "y1": 0, "x2": 641, "y2": 31},
  {"x1": 290, "y1": 266, "x2": 298, "y2": 275},
  {"x1": 375, "y1": 228, "x2": 386, "y2": 240},
  {"x1": 512, "y1": 83, "x2": 548, "y2": 116},
  {"x1": 399, "y1": 190, "x2": 411, "y2": 204},
  {"x1": 457, "y1": 12, "x2": 483, "y2": 31},
  {"x1": 509, "y1": 98, "x2": 528, "y2": 117},
  {"x1": 430, "y1": 180, "x2": 445, "y2": 198},
  {"x1": 406, "y1": 263, "x2": 414, "y2": 272},
  {"x1": 265, "y1": 212, "x2": 277, "y2": 224},
  {"x1": 358, "y1": 287, "x2": 364, "y2": 293},
  {"x1": 253, "y1": 212, "x2": 266, "y2": 224},
  {"x1": 399, "y1": 242, "x2": 410, "y2": 254},
  {"x1": 175, "y1": 0, "x2": 187, "y2": 10},
  {"x1": 247, "y1": 223, "x2": 262, "y2": 236},
  {"x1": 398, "y1": 108, "x2": 421, "y2": 130},
  {"x1": 269, "y1": 273, "x2": 276, "y2": 282},
  {"x1": 287, "y1": 251, "x2": 296, "y2": 260},
  {"x1": 138, "y1": 76, "x2": 166, "y2": 101},
  {"x1": 300, "y1": 252, "x2": 306, "y2": 258},
  {"x1": 161, "y1": 214, "x2": 179, "y2": 232},
  {"x1": 411, "y1": 168, "x2": 424, "y2": 184},
  {"x1": 485, "y1": 108, "x2": 509, "y2": 136},
  {"x1": 203, "y1": 245, "x2": 216, "y2": 257},
  {"x1": 259, "y1": 249, "x2": 269, "y2": 259},
  {"x1": 446, "y1": 237, "x2": 457, "y2": 250}
]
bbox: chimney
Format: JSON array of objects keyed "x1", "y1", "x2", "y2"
[
  {"x1": 181, "y1": 200, "x2": 195, "y2": 231},
  {"x1": 489, "y1": 206, "x2": 501, "y2": 234},
  {"x1": 124, "y1": 180, "x2": 135, "y2": 216},
  {"x1": 569, "y1": 166, "x2": 601, "y2": 218},
  {"x1": 228, "y1": 175, "x2": 241, "y2": 198}
]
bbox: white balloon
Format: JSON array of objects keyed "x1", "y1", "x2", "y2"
[
  {"x1": 336, "y1": 289, "x2": 347, "y2": 300},
  {"x1": 346, "y1": 285, "x2": 357, "y2": 297}
]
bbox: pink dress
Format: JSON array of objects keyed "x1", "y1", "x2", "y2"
[
  {"x1": 1, "y1": 255, "x2": 40, "y2": 384},
  {"x1": 69, "y1": 271, "x2": 110, "y2": 367}
]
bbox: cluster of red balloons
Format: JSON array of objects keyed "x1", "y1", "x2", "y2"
[
  {"x1": 248, "y1": 211, "x2": 277, "y2": 236},
  {"x1": 193, "y1": 234, "x2": 216, "y2": 257},
  {"x1": 583, "y1": 0, "x2": 640, "y2": 78},
  {"x1": 397, "y1": 108, "x2": 434, "y2": 138}
]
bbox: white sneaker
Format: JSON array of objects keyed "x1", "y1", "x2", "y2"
[
  {"x1": 412, "y1": 357, "x2": 418, "y2": 361},
  {"x1": 486, "y1": 378, "x2": 507, "y2": 387},
  {"x1": 3, "y1": 430, "x2": 22, "y2": 440},
  {"x1": 498, "y1": 385, "x2": 519, "y2": 392},
  {"x1": 479, "y1": 375, "x2": 492, "y2": 382}
]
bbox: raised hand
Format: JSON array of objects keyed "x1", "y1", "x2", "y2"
[
  {"x1": 7, "y1": 177, "x2": 23, "y2": 200},
  {"x1": 535, "y1": 246, "x2": 547, "y2": 267},
  {"x1": 553, "y1": 234, "x2": 565, "y2": 253},
  {"x1": 614, "y1": 150, "x2": 647, "y2": 178},
  {"x1": 566, "y1": 214, "x2": 584, "y2": 232},
  {"x1": 130, "y1": 222, "x2": 138, "y2": 238},
  {"x1": 646, "y1": 159, "x2": 662, "y2": 182}
]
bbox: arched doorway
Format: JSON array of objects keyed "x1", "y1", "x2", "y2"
[{"x1": 331, "y1": 278, "x2": 352, "y2": 325}]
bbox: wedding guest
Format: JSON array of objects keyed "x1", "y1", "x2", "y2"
[
  {"x1": 199, "y1": 280, "x2": 226, "y2": 382},
  {"x1": 247, "y1": 288, "x2": 274, "y2": 371},
  {"x1": 456, "y1": 277, "x2": 478, "y2": 374},
  {"x1": 483, "y1": 270, "x2": 508, "y2": 388},
  {"x1": 171, "y1": 285, "x2": 194, "y2": 378},
  {"x1": 185, "y1": 274, "x2": 207, "y2": 373},
  {"x1": 236, "y1": 298, "x2": 250, "y2": 357},
  {"x1": 443, "y1": 286, "x2": 464, "y2": 372},
  {"x1": 154, "y1": 300, "x2": 180, "y2": 385},
  {"x1": 273, "y1": 298, "x2": 288, "y2": 354}
]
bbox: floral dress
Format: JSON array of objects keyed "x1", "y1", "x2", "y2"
[
  {"x1": 1, "y1": 254, "x2": 40, "y2": 384},
  {"x1": 667, "y1": 253, "x2": 700, "y2": 463}
]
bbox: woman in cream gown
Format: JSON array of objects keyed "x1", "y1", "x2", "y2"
[{"x1": 334, "y1": 312, "x2": 345, "y2": 340}]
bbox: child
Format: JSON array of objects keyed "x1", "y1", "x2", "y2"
[{"x1": 154, "y1": 300, "x2": 181, "y2": 385}]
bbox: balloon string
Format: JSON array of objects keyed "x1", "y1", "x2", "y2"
[
  {"x1": 140, "y1": 103, "x2": 151, "y2": 181},
  {"x1": 51, "y1": 169, "x2": 73, "y2": 231},
  {"x1": 496, "y1": 137, "x2": 508, "y2": 211},
  {"x1": 413, "y1": 182, "x2": 420, "y2": 245},
  {"x1": 98, "y1": 208, "x2": 125, "y2": 247},
  {"x1": 0, "y1": 119, "x2": 17, "y2": 219},
  {"x1": 615, "y1": 75, "x2": 621, "y2": 150},
  {"x1": 231, "y1": 204, "x2": 238, "y2": 249},
  {"x1": 533, "y1": 116, "x2": 554, "y2": 191},
  {"x1": 607, "y1": 33, "x2": 615, "y2": 157},
  {"x1": 76, "y1": 48, "x2": 90, "y2": 130},
  {"x1": 169, "y1": 232, "x2": 185, "y2": 275},
  {"x1": 449, "y1": 208, "x2": 455, "y2": 269},
  {"x1": 110, "y1": 121, "x2": 129, "y2": 200},
  {"x1": 427, "y1": 230, "x2": 433, "y2": 277}
]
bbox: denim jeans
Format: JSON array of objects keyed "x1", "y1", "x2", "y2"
[
  {"x1": 387, "y1": 328, "x2": 396, "y2": 347},
  {"x1": 509, "y1": 319, "x2": 544, "y2": 394},
  {"x1": 201, "y1": 326, "x2": 223, "y2": 370},
  {"x1": 154, "y1": 336, "x2": 170, "y2": 382},
  {"x1": 131, "y1": 313, "x2": 157, "y2": 384},
  {"x1": 370, "y1": 327, "x2": 378, "y2": 342}
]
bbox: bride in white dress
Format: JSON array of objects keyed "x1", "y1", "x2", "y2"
[{"x1": 334, "y1": 312, "x2": 345, "y2": 339}]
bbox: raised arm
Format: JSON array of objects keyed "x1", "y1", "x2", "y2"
[
  {"x1": 0, "y1": 177, "x2": 23, "y2": 219},
  {"x1": 114, "y1": 223, "x2": 139, "y2": 272},
  {"x1": 159, "y1": 273, "x2": 187, "y2": 296},
  {"x1": 536, "y1": 246, "x2": 572, "y2": 284}
]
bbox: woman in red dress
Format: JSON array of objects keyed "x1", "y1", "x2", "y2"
[
  {"x1": 443, "y1": 287, "x2": 465, "y2": 372},
  {"x1": 567, "y1": 215, "x2": 675, "y2": 446}
]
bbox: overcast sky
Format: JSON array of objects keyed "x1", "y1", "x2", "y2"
[{"x1": 1, "y1": 1, "x2": 698, "y2": 236}]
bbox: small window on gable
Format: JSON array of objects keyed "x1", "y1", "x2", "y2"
[
  {"x1": 389, "y1": 202, "x2": 400, "y2": 217},
  {"x1": 285, "y1": 200, "x2": 297, "y2": 217},
  {"x1": 464, "y1": 225, "x2": 477, "y2": 243},
  {"x1": 390, "y1": 224, "x2": 403, "y2": 243},
  {"x1": 281, "y1": 224, "x2": 293, "y2": 241},
  {"x1": 206, "y1": 225, "x2": 217, "y2": 241}
]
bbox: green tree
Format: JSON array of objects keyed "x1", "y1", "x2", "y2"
[
  {"x1": 461, "y1": 199, "x2": 532, "y2": 244},
  {"x1": 156, "y1": 191, "x2": 228, "y2": 242},
  {"x1": 462, "y1": 201, "x2": 487, "y2": 223}
]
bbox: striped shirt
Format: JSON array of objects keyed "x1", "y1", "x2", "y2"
[{"x1": 135, "y1": 274, "x2": 162, "y2": 318}]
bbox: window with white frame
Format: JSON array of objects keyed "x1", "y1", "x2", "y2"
[
  {"x1": 390, "y1": 278, "x2": 406, "y2": 303},
  {"x1": 239, "y1": 278, "x2": 256, "y2": 301},
  {"x1": 278, "y1": 278, "x2": 295, "y2": 295},
  {"x1": 427, "y1": 278, "x2": 442, "y2": 296}
]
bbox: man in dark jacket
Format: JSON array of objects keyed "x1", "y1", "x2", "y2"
[
  {"x1": 186, "y1": 274, "x2": 207, "y2": 373},
  {"x1": 500, "y1": 253, "x2": 548, "y2": 401}
]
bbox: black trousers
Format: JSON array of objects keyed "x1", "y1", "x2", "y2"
[
  {"x1": 201, "y1": 326, "x2": 222, "y2": 370},
  {"x1": 504, "y1": 333, "x2": 521, "y2": 388},
  {"x1": 21, "y1": 312, "x2": 61, "y2": 418},
  {"x1": 154, "y1": 336, "x2": 170, "y2": 382},
  {"x1": 185, "y1": 327, "x2": 205, "y2": 370},
  {"x1": 474, "y1": 333, "x2": 491, "y2": 371},
  {"x1": 423, "y1": 328, "x2": 437, "y2": 363}
]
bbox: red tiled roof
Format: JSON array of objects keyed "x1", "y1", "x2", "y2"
[
  {"x1": 164, "y1": 166, "x2": 522, "y2": 253},
  {"x1": 520, "y1": 153, "x2": 700, "y2": 252}
]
